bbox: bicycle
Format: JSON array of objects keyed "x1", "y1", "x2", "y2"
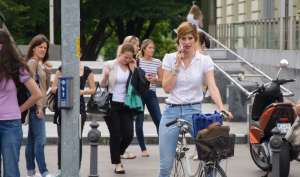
[{"x1": 166, "y1": 112, "x2": 232, "y2": 177}]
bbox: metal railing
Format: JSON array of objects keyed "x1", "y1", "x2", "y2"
[
  {"x1": 217, "y1": 16, "x2": 300, "y2": 50},
  {"x1": 199, "y1": 28, "x2": 294, "y2": 97}
]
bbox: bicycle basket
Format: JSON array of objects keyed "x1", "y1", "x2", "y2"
[
  {"x1": 196, "y1": 133, "x2": 235, "y2": 162},
  {"x1": 192, "y1": 111, "x2": 223, "y2": 138}
]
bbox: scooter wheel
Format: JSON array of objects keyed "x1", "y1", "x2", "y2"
[{"x1": 249, "y1": 144, "x2": 271, "y2": 171}]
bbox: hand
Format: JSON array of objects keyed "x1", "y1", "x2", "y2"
[
  {"x1": 146, "y1": 74, "x2": 157, "y2": 84},
  {"x1": 221, "y1": 110, "x2": 233, "y2": 121},
  {"x1": 80, "y1": 90, "x2": 85, "y2": 96},
  {"x1": 43, "y1": 62, "x2": 52, "y2": 74},
  {"x1": 128, "y1": 59, "x2": 137, "y2": 71},
  {"x1": 36, "y1": 109, "x2": 44, "y2": 119},
  {"x1": 175, "y1": 46, "x2": 183, "y2": 69}
]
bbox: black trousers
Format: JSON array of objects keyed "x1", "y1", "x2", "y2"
[
  {"x1": 106, "y1": 101, "x2": 134, "y2": 164},
  {"x1": 57, "y1": 115, "x2": 86, "y2": 169}
]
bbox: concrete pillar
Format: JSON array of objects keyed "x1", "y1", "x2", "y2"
[
  {"x1": 279, "y1": 0, "x2": 287, "y2": 50},
  {"x1": 288, "y1": 0, "x2": 295, "y2": 49},
  {"x1": 60, "y1": 0, "x2": 80, "y2": 176}
]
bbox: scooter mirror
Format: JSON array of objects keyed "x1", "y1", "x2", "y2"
[{"x1": 280, "y1": 59, "x2": 289, "y2": 68}]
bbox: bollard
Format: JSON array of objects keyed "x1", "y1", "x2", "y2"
[
  {"x1": 269, "y1": 127, "x2": 282, "y2": 177},
  {"x1": 88, "y1": 120, "x2": 101, "y2": 177}
]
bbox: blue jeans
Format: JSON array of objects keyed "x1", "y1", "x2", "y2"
[
  {"x1": 158, "y1": 104, "x2": 201, "y2": 177},
  {"x1": 0, "y1": 119, "x2": 22, "y2": 177},
  {"x1": 135, "y1": 90, "x2": 161, "y2": 151},
  {"x1": 25, "y1": 110, "x2": 49, "y2": 177}
]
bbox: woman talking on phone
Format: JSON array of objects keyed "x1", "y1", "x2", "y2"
[{"x1": 158, "y1": 22, "x2": 233, "y2": 177}]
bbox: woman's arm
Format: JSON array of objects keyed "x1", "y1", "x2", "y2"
[
  {"x1": 162, "y1": 69, "x2": 178, "y2": 93},
  {"x1": 81, "y1": 72, "x2": 96, "y2": 95},
  {"x1": 27, "y1": 59, "x2": 44, "y2": 118},
  {"x1": 205, "y1": 70, "x2": 233, "y2": 119},
  {"x1": 100, "y1": 66, "x2": 110, "y2": 87},
  {"x1": 51, "y1": 70, "x2": 61, "y2": 93},
  {"x1": 156, "y1": 66, "x2": 163, "y2": 85},
  {"x1": 162, "y1": 53, "x2": 181, "y2": 93},
  {"x1": 295, "y1": 99, "x2": 300, "y2": 116},
  {"x1": 150, "y1": 66, "x2": 163, "y2": 85},
  {"x1": 19, "y1": 78, "x2": 42, "y2": 113}
]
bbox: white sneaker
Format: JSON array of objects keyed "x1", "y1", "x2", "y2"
[
  {"x1": 55, "y1": 170, "x2": 61, "y2": 177},
  {"x1": 27, "y1": 173, "x2": 41, "y2": 177},
  {"x1": 44, "y1": 174, "x2": 55, "y2": 177}
]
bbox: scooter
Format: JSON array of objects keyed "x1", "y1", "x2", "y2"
[{"x1": 248, "y1": 59, "x2": 298, "y2": 177}]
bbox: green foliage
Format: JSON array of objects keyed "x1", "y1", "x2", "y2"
[
  {"x1": 150, "y1": 21, "x2": 177, "y2": 59},
  {"x1": 2, "y1": 0, "x2": 200, "y2": 60},
  {"x1": 0, "y1": 0, "x2": 49, "y2": 44},
  {"x1": 100, "y1": 32, "x2": 119, "y2": 60}
]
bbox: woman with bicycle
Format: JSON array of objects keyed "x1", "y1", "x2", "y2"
[{"x1": 158, "y1": 21, "x2": 233, "y2": 177}]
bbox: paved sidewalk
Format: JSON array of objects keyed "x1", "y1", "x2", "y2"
[{"x1": 18, "y1": 145, "x2": 300, "y2": 177}]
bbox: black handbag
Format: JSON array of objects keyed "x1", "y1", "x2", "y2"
[{"x1": 87, "y1": 83, "x2": 111, "y2": 114}]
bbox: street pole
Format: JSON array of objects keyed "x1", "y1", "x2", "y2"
[
  {"x1": 49, "y1": 0, "x2": 54, "y2": 44},
  {"x1": 279, "y1": 0, "x2": 286, "y2": 50},
  {"x1": 61, "y1": 0, "x2": 80, "y2": 176}
]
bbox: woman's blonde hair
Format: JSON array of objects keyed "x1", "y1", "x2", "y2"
[
  {"x1": 176, "y1": 22, "x2": 198, "y2": 45},
  {"x1": 123, "y1": 35, "x2": 140, "y2": 45},
  {"x1": 119, "y1": 43, "x2": 135, "y2": 55},
  {"x1": 138, "y1": 39, "x2": 155, "y2": 58},
  {"x1": 117, "y1": 35, "x2": 140, "y2": 57}
]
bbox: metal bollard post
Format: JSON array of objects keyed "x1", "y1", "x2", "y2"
[
  {"x1": 270, "y1": 127, "x2": 282, "y2": 177},
  {"x1": 88, "y1": 120, "x2": 101, "y2": 177}
]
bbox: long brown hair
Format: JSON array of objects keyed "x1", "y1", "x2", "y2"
[
  {"x1": 26, "y1": 34, "x2": 49, "y2": 63},
  {"x1": 0, "y1": 29, "x2": 29, "y2": 84}
]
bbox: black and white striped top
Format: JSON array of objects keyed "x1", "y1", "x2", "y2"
[{"x1": 139, "y1": 58, "x2": 162, "y2": 91}]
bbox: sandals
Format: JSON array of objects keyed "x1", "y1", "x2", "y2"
[
  {"x1": 120, "y1": 152, "x2": 136, "y2": 159},
  {"x1": 114, "y1": 164, "x2": 125, "y2": 174},
  {"x1": 141, "y1": 150, "x2": 150, "y2": 157}
]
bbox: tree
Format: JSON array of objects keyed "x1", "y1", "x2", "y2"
[
  {"x1": 80, "y1": 0, "x2": 196, "y2": 61},
  {"x1": 2, "y1": 0, "x2": 200, "y2": 60},
  {"x1": 0, "y1": 0, "x2": 49, "y2": 44}
]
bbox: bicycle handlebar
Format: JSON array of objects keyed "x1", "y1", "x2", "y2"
[
  {"x1": 166, "y1": 111, "x2": 227, "y2": 128},
  {"x1": 220, "y1": 110, "x2": 229, "y2": 120}
]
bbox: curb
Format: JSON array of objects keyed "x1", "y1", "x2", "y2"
[{"x1": 22, "y1": 134, "x2": 248, "y2": 145}]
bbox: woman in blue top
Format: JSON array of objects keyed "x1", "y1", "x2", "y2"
[{"x1": 136, "y1": 39, "x2": 162, "y2": 157}]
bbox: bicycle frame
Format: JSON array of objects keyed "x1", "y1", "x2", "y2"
[
  {"x1": 168, "y1": 118, "x2": 228, "y2": 177},
  {"x1": 175, "y1": 124, "x2": 202, "y2": 177}
]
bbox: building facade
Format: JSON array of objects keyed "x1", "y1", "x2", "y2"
[{"x1": 215, "y1": 0, "x2": 300, "y2": 49}]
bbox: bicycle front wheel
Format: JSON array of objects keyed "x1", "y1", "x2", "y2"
[
  {"x1": 171, "y1": 159, "x2": 185, "y2": 177},
  {"x1": 199, "y1": 163, "x2": 227, "y2": 177}
]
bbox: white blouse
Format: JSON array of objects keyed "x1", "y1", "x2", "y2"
[
  {"x1": 111, "y1": 65, "x2": 129, "y2": 102},
  {"x1": 162, "y1": 52, "x2": 214, "y2": 104}
]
